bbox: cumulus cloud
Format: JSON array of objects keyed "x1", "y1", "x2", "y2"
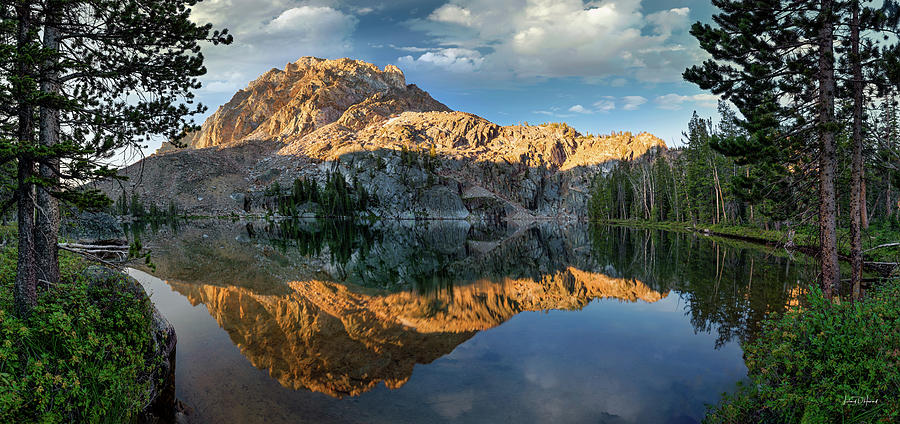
[
  {"x1": 398, "y1": 48, "x2": 485, "y2": 73},
  {"x1": 407, "y1": 0, "x2": 705, "y2": 82},
  {"x1": 654, "y1": 93, "x2": 720, "y2": 110},
  {"x1": 429, "y1": 4, "x2": 476, "y2": 26},
  {"x1": 267, "y1": 6, "x2": 357, "y2": 37}
]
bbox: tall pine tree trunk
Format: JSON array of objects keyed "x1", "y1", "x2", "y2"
[
  {"x1": 818, "y1": 0, "x2": 840, "y2": 298},
  {"x1": 36, "y1": 2, "x2": 61, "y2": 286},
  {"x1": 850, "y1": 0, "x2": 864, "y2": 300},
  {"x1": 861, "y1": 178, "x2": 868, "y2": 229},
  {"x1": 14, "y1": 3, "x2": 37, "y2": 317}
]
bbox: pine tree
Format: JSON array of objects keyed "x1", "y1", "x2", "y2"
[
  {"x1": 838, "y1": 0, "x2": 900, "y2": 299},
  {"x1": 1, "y1": 0, "x2": 231, "y2": 316},
  {"x1": 685, "y1": 0, "x2": 844, "y2": 296}
]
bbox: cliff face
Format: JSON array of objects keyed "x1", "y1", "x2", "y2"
[
  {"x1": 107, "y1": 57, "x2": 666, "y2": 219},
  {"x1": 183, "y1": 58, "x2": 448, "y2": 149}
]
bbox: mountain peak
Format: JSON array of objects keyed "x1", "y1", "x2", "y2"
[{"x1": 181, "y1": 57, "x2": 445, "y2": 149}]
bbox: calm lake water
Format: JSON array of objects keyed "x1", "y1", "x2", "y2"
[{"x1": 126, "y1": 220, "x2": 814, "y2": 424}]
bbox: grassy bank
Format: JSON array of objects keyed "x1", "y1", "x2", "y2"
[
  {"x1": 598, "y1": 219, "x2": 900, "y2": 265},
  {"x1": 704, "y1": 281, "x2": 900, "y2": 423},
  {"x1": 0, "y1": 227, "x2": 155, "y2": 423},
  {"x1": 597, "y1": 219, "x2": 816, "y2": 245}
]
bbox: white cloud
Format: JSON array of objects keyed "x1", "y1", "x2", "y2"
[
  {"x1": 398, "y1": 48, "x2": 485, "y2": 73},
  {"x1": 568, "y1": 97, "x2": 615, "y2": 114},
  {"x1": 654, "y1": 93, "x2": 720, "y2": 110},
  {"x1": 569, "y1": 104, "x2": 591, "y2": 114},
  {"x1": 410, "y1": 0, "x2": 705, "y2": 82},
  {"x1": 267, "y1": 6, "x2": 357, "y2": 37},
  {"x1": 188, "y1": 1, "x2": 359, "y2": 111},
  {"x1": 622, "y1": 96, "x2": 648, "y2": 111},
  {"x1": 646, "y1": 7, "x2": 691, "y2": 37},
  {"x1": 593, "y1": 97, "x2": 616, "y2": 113},
  {"x1": 429, "y1": 4, "x2": 475, "y2": 26},
  {"x1": 391, "y1": 45, "x2": 433, "y2": 53}
]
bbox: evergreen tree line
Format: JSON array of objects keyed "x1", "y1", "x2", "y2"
[
  {"x1": 592, "y1": 98, "x2": 900, "y2": 230},
  {"x1": 676, "y1": 0, "x2": 900, "y2": 298},
  {"x1": 113, "y1": 191, "x2": 179, "y2": 220},
  {"x1": 263, "y1": 169, "x2": 373, "y2": 217}
]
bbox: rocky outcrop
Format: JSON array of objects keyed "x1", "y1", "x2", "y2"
[
  {"x1": 181, "y1": 57, "x2": 449, "y2": 149},
  {"x1": 102, "y1": 57, "x2": 666, "y2": 220}
]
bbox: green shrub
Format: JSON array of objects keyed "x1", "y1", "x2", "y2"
[
  {"x1": 0, "y1": 249, "x2": 154, "y2": 423},
  {"x1": 705, "y1": 282, "x2": 900, "y2": 423}
]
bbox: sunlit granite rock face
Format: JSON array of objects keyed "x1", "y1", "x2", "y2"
[
  {"x1": 167, "y1": 269, "x2": 664, "y2": 398},
  {"x1": 182, "y1": 58, "x2": 448, "y2": 149},
  {"x1": 103, "y1": 57, "x2": 666, "y2": 219}
]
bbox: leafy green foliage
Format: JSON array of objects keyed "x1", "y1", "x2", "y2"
[
  {"x1": 705, "y1": 281, "x2": 900, "y2": 423},
  {"x1": 0, "y1": 248, "x2": 155, "y2": 423}
]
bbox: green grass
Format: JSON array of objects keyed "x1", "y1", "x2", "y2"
[
  {"x1": 597, "y1": 219, "x2": 816, "y2": 246},
  {"x1": 0, "y1": 233, "x2": 155, "y2": 423},
  {"x1": 597, "y1": 218, "x2": 900, "y2": 262}
]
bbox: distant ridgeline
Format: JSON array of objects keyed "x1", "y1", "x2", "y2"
[{"x1": 97, "y1": 57, "x2": 666, "y2": 221}]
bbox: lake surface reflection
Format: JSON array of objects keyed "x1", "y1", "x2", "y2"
[{"x1": 127, "y1": 220, "x2": 814, "y2": 423}]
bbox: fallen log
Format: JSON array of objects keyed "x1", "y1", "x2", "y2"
[
  {"x1": 58, "y1": 245, "x2": 124, "y2": 268},
  {"x1": 59, "y1": 242, "x2": 128, "y2": 251}
]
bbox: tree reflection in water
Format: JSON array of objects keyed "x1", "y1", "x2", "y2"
[
  {"x1": 130, "y1": 219, "x2": 811, "y2": 397},
  {"x1": 588, "y1": 225, "x2": 813, "y2": 348}
]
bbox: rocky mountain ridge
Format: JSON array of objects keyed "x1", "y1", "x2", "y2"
[{"x1": 110, "y1": 57, "x2": 666, "y2": 220}]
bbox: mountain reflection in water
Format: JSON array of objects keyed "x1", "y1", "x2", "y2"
[{"x1": 128, "y1": 219, "x2": 814, "y2": 423}]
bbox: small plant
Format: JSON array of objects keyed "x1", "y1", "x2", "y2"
[
  {"x1": 705, "y1": 282, "x2": 900, "y2": 423},
  {"x1": 0, "y1": 248, "x2": 155, "y2": 423}
]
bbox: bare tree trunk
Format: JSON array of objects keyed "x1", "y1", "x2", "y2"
[
  {"x1": 714, "y1": 162, "x2": 725, "y2": 224},
  {"x1": 861, "y1": 178, "x2": 868, "y2": 229},
  {"x1": 14, "y1": 3, "x2": 37, "y2": 317},
  {"x1": 850, "y1": 0, "x2": 864, "y2": 301},
  {"x1": 887, "y1": 184, "x2": 893, "y2": 218},
  {"x1": 818, "y1": 0, "x2": 840, "y2": 299},
  {"x1": 747, "y1": 167, "x2": 754, "y2": 223},
  {"x1": 36, "y1": 1, "x2": 61, "y2": 287}
]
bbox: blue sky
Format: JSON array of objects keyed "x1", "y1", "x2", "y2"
[{"x1": 184, "y1": 0, "x2": 723, "y2": 149}]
